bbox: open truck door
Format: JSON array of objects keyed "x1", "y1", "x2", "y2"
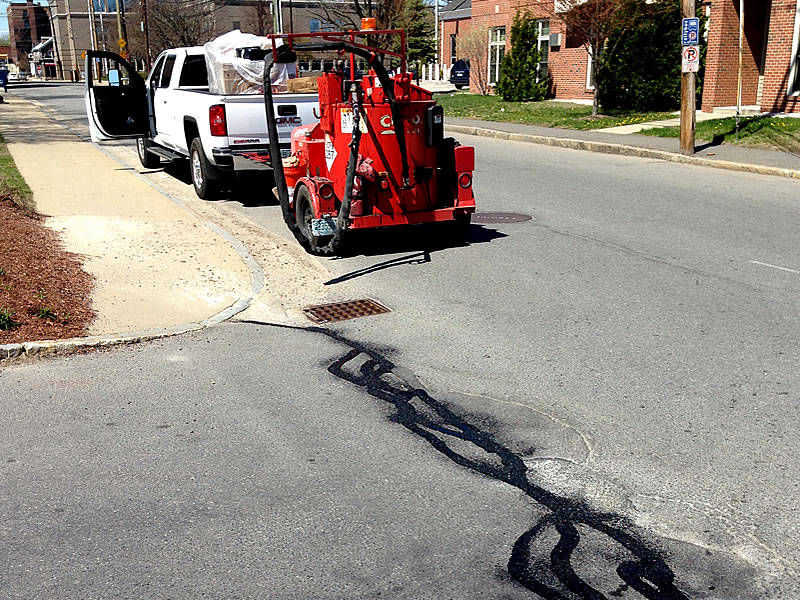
[{"x1": 84, "y1": 51, "x2": 148, "y2": 142}]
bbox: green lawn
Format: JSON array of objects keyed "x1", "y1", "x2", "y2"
[
  {"x1": 641, "y1": 115, "x2": 800, "y2": 153},
  {"x1": 437, "y1": 93, "x2": 675, "y2": 131},
  {"x1": 0, "y1": 133, "x2": 33, "y2": 211}
]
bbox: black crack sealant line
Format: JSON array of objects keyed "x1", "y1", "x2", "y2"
[
  {"x1": 242, "y1": 322, "x2": 691, "y2": 599},
  {"x1": 321, "y1": 327, "x2": 690, "y2": 600}
]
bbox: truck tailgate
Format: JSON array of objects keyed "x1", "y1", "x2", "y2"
[{"x1": 223, "y1": 93, "x2": 319, "y2": 149}]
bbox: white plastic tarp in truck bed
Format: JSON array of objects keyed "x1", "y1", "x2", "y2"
[{"x1": 204, "y1": 30, "x2": 295, "y2": 95}]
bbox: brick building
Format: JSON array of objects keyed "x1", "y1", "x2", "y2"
[
  {"x1": 441, "y1": 0, "x2": 471, "y2": 66},
  {"x1": 702, "y1": 0, "x2": 800, "y2": 113},
  {"x1": 48, "y1": 0, "x2": 355, "y2": 81},
  {"x1": 6, "y1": 0, "x2": 52, "y2": 67},
  {"x1": 441, "y1": 0, "x2": 593, "y2": 99}
]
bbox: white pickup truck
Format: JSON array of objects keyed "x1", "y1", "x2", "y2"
[{"x1": 84, "y1": 47, "x2": 319, "y2": 199}]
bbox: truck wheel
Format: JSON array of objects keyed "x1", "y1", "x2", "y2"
[
  {"x1": 455, "y1": 84, "x2": 465, "y2": 90},
  {"x1": 137, "y1": 137, "x2": 160, "y2": 169},
  {"x1": 294, "y1": 185, "x2": 341, "y2": 256},
  {"x1": 190, "y1": 138, "x2": 220, "y2": 200}
]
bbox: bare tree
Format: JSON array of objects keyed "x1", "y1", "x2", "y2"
[
  {"x1": 458, "y1": 27, "x2": 488, "y2": 95},
  {"x1": 313, "y1": 0, "x2": 404, "y2": 31},
  {"x1": 126, "y1": 0, "x2": 219, "y2": 59},
  {"x1": 249, "y1": 0, "x2": 273, "y2": 36},
  {"x1": 550, "y1": 0, "x2": 670, "y2": 116},
  {"x1": 311, "y1": 0, "x2": 406, "y2": 64}
]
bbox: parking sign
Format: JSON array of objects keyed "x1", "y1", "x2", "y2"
[
  {"x1": 682, "y1": 18, "x2": 700, "y2": 46},
  {"x1": 682, "y1": 45, "x2": 700, "y2": 73}
]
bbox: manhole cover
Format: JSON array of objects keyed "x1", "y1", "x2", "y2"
[
  {"x1": 472, "y1": 212, "x2": 533, "y2": 224},
  {"x1": 303, "y1": 298, "x2": 391, "y2": 324}
]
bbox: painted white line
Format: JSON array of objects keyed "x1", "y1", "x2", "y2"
[{"x1": 749, "y1": 260, "x2": 800, "y2": 274}]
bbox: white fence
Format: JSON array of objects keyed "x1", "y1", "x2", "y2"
[{"x1": 418, "y1": 63, "x2": 452, "y2": 81}]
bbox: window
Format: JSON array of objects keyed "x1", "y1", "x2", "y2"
[
  {"x1": 450, "y1": 34, "x2": 457, "y2": 64},
  {"x1": 232, "y1": 21, "x2": 241, "y2": 30},
  {"x1": 790, "y1": 0, "x2": 800, "y2": 95},
  {"x1": 586, "y1": 48, "x2": 595, "y2": 90},
  {"x1": 310, "y1": 19, "x2": 321, "y2": 33},
  {"x1": 179, "y1": 55, "x2": 208, "y2": 87},
  {"x1": 149, "y1": 55, "x2": 165, "y2": 88},
  {"x1": 488, "y1": 26, "x2": 505, "y2": 86},
  {"x1": 535, "y1": 20, "x2": 549, "y2": 80},
  {"x1": 159, "y1": 55, "x2": 176, "y2": 88}
]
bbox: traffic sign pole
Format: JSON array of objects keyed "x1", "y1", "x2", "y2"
[{"x1": 680, "y1": 1, "x2": 697, "y2": 156}]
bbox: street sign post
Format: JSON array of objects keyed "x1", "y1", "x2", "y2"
[
  {"x1": 680, "y1": 2, "x2": 696, "y2": 155},
  {"x1": 682, "y1": 17, "x2": 700, "y2": 46},
  {"x1": 682, "y1": 45, "x2": 700, "y2": 73}
]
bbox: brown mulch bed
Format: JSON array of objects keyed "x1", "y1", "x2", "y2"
[{"x1": 0, "y1": 197, "x2": 94, "y2": 344}]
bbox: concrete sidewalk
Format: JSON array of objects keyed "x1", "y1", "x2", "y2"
[
  {"x1": 447, "y1": 117, "x2": 800, "y2": 176},
  {"x1": 0, "y1": 97, "x2": 254, "y2": 336}
]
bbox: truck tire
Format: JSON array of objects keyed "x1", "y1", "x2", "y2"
[
  {"x1": 136, "y1": 137, "x2": 160, "y2": 169},
  {"x1": 190, "y1": 138, "x2": 220, "y2": 200},
  {"x1": 294, "y1": 184, "x2": 341, "y2": 256}
]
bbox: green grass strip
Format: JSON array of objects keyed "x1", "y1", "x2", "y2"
[
  {"x1": 437, "y1": 94, "x2": 675, "y2": 131},
  {"x1": 641, "y1": 115, "x2": 800, "y2": 153},
  {"x1": 0, "y1": 132, "x2": 34, "y2": 212}
]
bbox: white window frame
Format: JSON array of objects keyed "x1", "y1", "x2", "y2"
[
  {"x1": 535, "y1": 19, "x2": 550, "y2": 81},
  {"x1": 586, "y1": 47, "x2": 595, "y2": 90},
  {"x1": 486, "y1": 26, "x2": 506, "y2": 87},
  {"x1": 487, "y1": 26, "x2": 505, "y2": 87},
  {"x1": 789, "y1": 0, "x2": 800, "y2": 96}
]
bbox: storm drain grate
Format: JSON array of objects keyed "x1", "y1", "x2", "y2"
[
  {"x1": 303, "y1": 299, "x2": 391, "y2": 324},
  {"x1": 472, "y1": 212, "x2": 533, "y2": 224}
]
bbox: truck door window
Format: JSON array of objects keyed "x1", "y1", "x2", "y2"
[
  {"x1": 178, "y1": 55, "x2": 208, "y2": 87},
  {"x1": 149, "y1": 55, "x2": 165, "y2": 89},
  {"x1": 160, "y1": 55, "x2": 177, "y2": 88}
]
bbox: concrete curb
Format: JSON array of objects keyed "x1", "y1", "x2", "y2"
[
  {"x1": 0, "y1": 302, "x2": 242, "y2": 363},
  {"x1": 446, "y1": 124, "x2": 800, "y2": 182},
  {"x1": 0, "y1": 98, "x2": 266, "y2": 365}
]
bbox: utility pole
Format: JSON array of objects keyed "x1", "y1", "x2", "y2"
[
  {"x1": 115, "y1": 0, "x2": 123, "y2": 48},
  {"x1": 87, "y1": 0, "x2": 100, "y2": 78},
  {"x1": 142, "y1": 0, "x2": 151, "y2": 71},
  {"x1": 64, "y1": 0, "x2": 79, "y2": 80},
  {"x1": 434, "y1": 0, "x2": 438, "y2": 64},
  {"x1": 680, "y1": 0, "x2": 696, "y2": 155},
  {"x1": 46, "y1": 1, "x2": 64, "y2": 79},
  {"x1": 119, "y1": 0, "x2": 128, "y2": 52}
]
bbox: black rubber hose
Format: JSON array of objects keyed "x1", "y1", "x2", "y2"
[
  {"x1": 262, "y1": 55, "x2": 296, "y2": 231},
  {"x1": 332, "y1": 84, "x2": 363, "y2": 250}
]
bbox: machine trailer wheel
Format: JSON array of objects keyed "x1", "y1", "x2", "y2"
[
  {"x1": 137, "y1": 137, "x2": 160, "y2": 169},
  {"x1": 190, "y1": 138, "x2": 221, "y2": 200},
  {"x1": 449, "y1": 212, "x2": 472, "y2": 242},
  {"x1": 294, "y1": 185, "x2": 341, "y2": 256}
]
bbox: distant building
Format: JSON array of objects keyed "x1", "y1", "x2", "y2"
[
  {"x1": 438, "y1": 0, "x2": 593, "y2": 100},
  {"x1": 702, "y1": 0, "x2": 800, "y2": 114},
  {"x1": 47, "y1": 0, "x2": 358, "y2": 81},
  {"x1": 6, "y1": 0, "x2": 52, "y2": 68},
  {"x1": 440, "y1": 0, "x2": 471, "y2": 66}
]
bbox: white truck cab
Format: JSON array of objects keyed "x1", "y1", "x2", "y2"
[{"x1": 84, "y1": 48, "x2": 319, "y2": 199}]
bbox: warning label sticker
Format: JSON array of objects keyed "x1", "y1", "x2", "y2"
[
  {"x1": 325, "y1": 134, "x2": 337, "y2": 171},
  {"x1": 339, "y1": 108, "x2": 368, "y2": 134}
]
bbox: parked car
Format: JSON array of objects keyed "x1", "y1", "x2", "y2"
[
  {"x1": 84, "y1": 46, "x2": 319, "y2": 199},
  {"x1": 449, "y1": 59, "x2": 469, "y2": 90},
  {"x1": 8, "y1": 71, "x2": 27, "y2": 82}
]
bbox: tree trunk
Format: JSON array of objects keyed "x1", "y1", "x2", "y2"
[{"x1": 591, "y1": 39, "x2": 600, "y2": 117}]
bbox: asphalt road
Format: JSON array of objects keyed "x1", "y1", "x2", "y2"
[{"x1": 3, "y1": 83, "x2": 800, "y2": 598}]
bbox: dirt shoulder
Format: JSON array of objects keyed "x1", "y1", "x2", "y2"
[{"x1": 1, "y1": 97, "x2": 253, "y2": 336}]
